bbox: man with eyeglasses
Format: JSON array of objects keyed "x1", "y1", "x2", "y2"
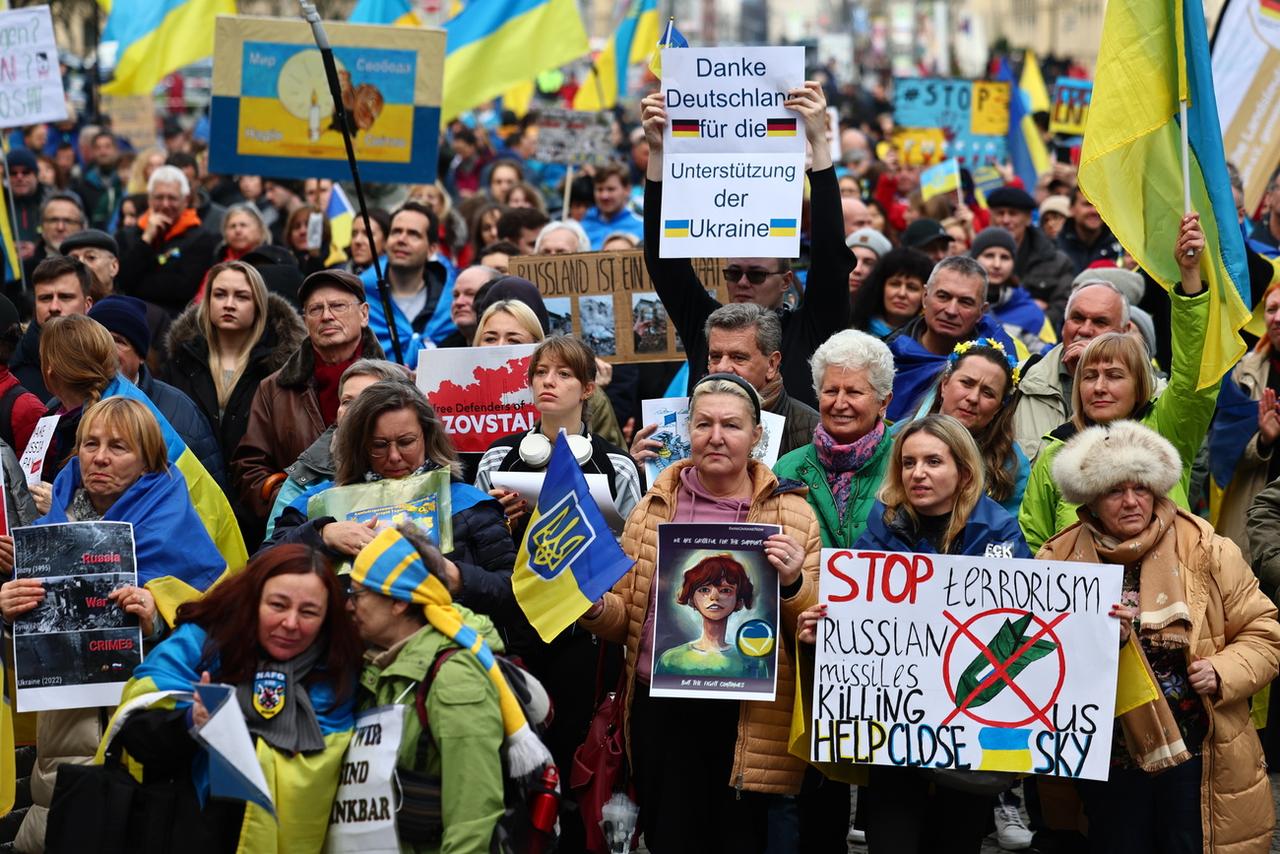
[
  {"x1": 21, "y1": 192, "x2": 86, "y2": 285},
  {"x1": 639, "y1": 82, "x2": 854, "y2": 409},
  {"x1": 358, "y1": 201, "x2": 458, "y2": 363},
  {"x1": 233, "y1": 270, "x2": 384, "y2": 538}
]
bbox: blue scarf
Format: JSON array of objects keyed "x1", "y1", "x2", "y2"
[{"x1": 39, "y1": 458, "x2": 225, "y2": 591}]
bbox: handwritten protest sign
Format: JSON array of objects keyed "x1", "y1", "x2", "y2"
[
  {"x1": 659, "y1": 47, "x2": 806, "y2": 258},
  {"x1": 13, "y1": 522, "x2": 141, "y2": 712},
  {"x1": 535, "y1": 107, "x2": 613, "y2": 166},
  {"x1": 416, "y1": 344, "x2": 537, "y2": 453},
  {"x1": 651, "y1": 523, "x2": 781, "y2": 701},
  {"x1": 1050, "y1": 78, "x2": 1092, "y2": 137},
  {"x1": 0, "y1": 6, "x2": 67, "y2": 129},
  {"x1": 510, "y1": 250, "x2": 728, "y2": 363},
  {"x1": 19, "y1": 414, "x2": 58, "y2": 488},
  {"x1": 893, "y1": 78, "x2": 1009, "y2": 167},
  {"x1": 210, "y1": 16, "x2": 444, "y2": 183},
  {"x1": 326, "y1": 704, "x2": 403, "y2": 853},
  {"x1": 811, "y1": 548, "x2": 1121, "y2": 781}
]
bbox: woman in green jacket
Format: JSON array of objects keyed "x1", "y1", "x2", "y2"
[
  {"x1": 347, "y1": 524, "x2": 550, "y2": 854},
  {"x1": 774, "y1": 328, "x2": 897, "y2": 548},
  {"x1": 1018, "y1": 213, "x2": 1214, "y2": 552}
]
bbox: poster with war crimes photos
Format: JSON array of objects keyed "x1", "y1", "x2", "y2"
[
  {"x1": 12, "y1": 522, "x2": 142, "y2": 713},
  {"x1": 509, "y1": 250, "x2": 727, "y2": 363}
]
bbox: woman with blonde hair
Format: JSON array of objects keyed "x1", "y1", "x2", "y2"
[
  {"x1": 472, "y1": 299, "x2": 544, "y2": 346},
  {"x1": 36, "y1": 314, "x2": 120, "y2": 492},
  {"x1": 160, "y1": 261, "x2": 306, "y2": 532},
  {"x1": 125, "y1": 145, "x2": 167, "y2": 195}
]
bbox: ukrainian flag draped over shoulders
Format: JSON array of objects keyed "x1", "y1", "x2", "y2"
[
  {"x1": 100, "y1": 0, "x2": 237, "y2": 96},
  {"x1": 1079, "y1": 0, "x2": 1250, "y2": 390},
  {"x1": 573, "y1": 0, "x2": 660, "y2": 111},
  {"x1": 514, "y1": 433, "x2": 634, "y2": 642},
  {"x1": 443, "y1": 0, "x2": 590, "y2": 121},
  {"x1": 101, "y1": 376, "x2": 248, "y2": 574}
]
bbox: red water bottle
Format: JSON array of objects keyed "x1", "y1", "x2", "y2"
[{"x1": 528, "y1": 764, "x2": 560, "y2": 835}]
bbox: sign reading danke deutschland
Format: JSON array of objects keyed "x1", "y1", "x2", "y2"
[{"x1": 660, "y1": 46, "x2": 806, "y2": 258}]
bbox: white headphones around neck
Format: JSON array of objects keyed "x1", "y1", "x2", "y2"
[{"x1": 518, "y1": 426, "x2": 593, "y2": 468}]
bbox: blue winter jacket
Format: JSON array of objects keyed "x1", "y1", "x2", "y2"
[{"x1": 855, "y1": 494, "x2": 1031, "y2": 558}]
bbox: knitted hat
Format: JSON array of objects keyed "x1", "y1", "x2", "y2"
[
  {"x1": 986, "y1": 186, "x2": 1036, "y2": 211},
  {"x1": 473, "y1": 276, "x2": 550, "y2": 333},
  {"x1": 1039, "y1": 194, "x2": 1071, "y2": 219},
  {"x1": 5, "y1": 148, "x2": 37, "y2": 174},
  {"x1": 1071, "y1": 265, "x2": 1145, "y2": 306},
  {"x1": 1052, "y1": 420, "x2": 1182, "y2": 506},
  {"x1": 60, "y1": 228, "x2": 120, "y2": 258},
  {"x1": 846, "y1": 227, "x2": 892, "y2": 257},
  {"x1": 969, "y1": 227, "x2": 1017, "y2": 259},
  {"x1": 89, "y1": 295, "x2": 151, "y2": 358}
]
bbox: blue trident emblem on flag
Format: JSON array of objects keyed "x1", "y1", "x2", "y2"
[{"x1": 528, "y1": 493, "x2": 598, "y2": 580}]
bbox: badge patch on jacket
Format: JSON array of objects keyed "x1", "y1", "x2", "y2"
[{"x1": 253, "y1": 670, "x2": 286, "y2": 718}]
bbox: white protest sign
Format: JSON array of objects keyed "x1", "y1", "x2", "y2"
[
  {"x1": 326, "y1": 705, "x2": 404, "y2": 854},
  {"x1": 811, "y1": 548, "x2": 1121, "y2": 782},
  {"x1": 488, "y1": 470, "x2": 625, "y2": 536},
  {"x1": 0, "y1": 6, "x2": 68, "y2": 129},
  {"x1": 640, "y1": 396, "x2": 785, "y2": 483},
  {"x1": 660, "y1": 46, "x2": 806, "y2": 258},
  {"x1": 192, "y1": 682, "x2": 275, "y2": 816},
  {"x1": 20, "y1": 414, "x2": 58, "y2": 487}
]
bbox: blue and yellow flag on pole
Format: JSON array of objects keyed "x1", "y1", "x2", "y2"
[
  {"x1": 514, "y1": 433, "x2": 634, "y2": 643},
  {"x1": 0, "y1": 183, "x2": 17, "y2": 287},
  {"x1": 1079, "y1": 0, "x2": 1250, "y2": 390},
  {"x1": 324, "y1": 184, "x2": 354, "y2": 268},
  {"x1": 100, "y1": 0, "x2": 236, "y2": 96},
  {"x1": 443, "y1": 0, "x2": 590, "y2": 121},
  {"x1": 101, "y1": 376, "x2": 248, "y2": 574},
  {"x1": 1019, "y1": 50, "x2": 1051, "y2": 115},
  {"x1": 994, "y1": 57, "x2": 1050, "y2": 193},
  {"x1": 573, "y1": 0, "x2": 660, "y2": 111}
]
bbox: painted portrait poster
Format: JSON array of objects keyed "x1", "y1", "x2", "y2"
[{"x1": 650, "y1": 522, "x2": 781, "y2": 701}]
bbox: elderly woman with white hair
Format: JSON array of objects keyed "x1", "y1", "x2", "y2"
[
  {"x1": 775, "y1": 329, "x2": 897, "y2": 547},
  {"x1": 534, "y1": 219, "x2": 592, "y2": 255},
  {"x1": 1041, "y1": 420, "x2": 1280, "y2": 854},
  {"x1": 117, "y1": 163, "x2": 219, "y2": 315}
]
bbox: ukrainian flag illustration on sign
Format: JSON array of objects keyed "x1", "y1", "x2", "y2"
[{"x1": 210, "y1": 15, "x2": 445, "y2": 183}]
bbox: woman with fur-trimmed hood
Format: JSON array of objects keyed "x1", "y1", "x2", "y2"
[
  {"x1": 1041, "y1": 419, "x2": 1280, "y2": 854},
  {"x1": 159, "y1": 260, "x2": 305, "y2": 533}
]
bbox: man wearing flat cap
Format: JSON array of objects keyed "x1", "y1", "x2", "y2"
[
  {"x1": 232, "y1": 269, "x2": 384, "y2": 535},
  {"x1": 988, "y1": 185, "x2": 1076, "y2": 332}
]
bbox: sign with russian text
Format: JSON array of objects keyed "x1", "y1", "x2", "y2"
[
  {"x1": 811, "y1": 548, "x2": 1120, "y2": 781},
  {"x1": 509, "y1": 250, "x2": 728, "y2": 363},
  {"x1": 416, "y1": 344, "x2": 537, "y2": 453},
  {"x1": 1049, "y1": 79, "x2": 1092, "y2": 137},
  {"x1": 650, "y1": 522, "x2": 781, "y2": 701},
  {"x1": 892, "y1": 78, "x2": 1009, "y2": 167},
  {"x1": 0, "y1": 6, "x2": 67, "y2": 129},
  {"x1": 210, "y1": 16, "x2": 444, "y2": 183},
  {"x1": 659, "y1": 46, "x2": 806, "y2": 258},
  {"x1": 13, "y1": 522, "x2": 140, "y2": 712}
]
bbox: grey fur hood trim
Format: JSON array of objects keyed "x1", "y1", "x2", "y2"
[
  {"x1": 165, "y1": 292, "x2": 306, "y2": 376},
  {"x1": 1052, "y1": 419, "x2": 1181, "y2": 506}
]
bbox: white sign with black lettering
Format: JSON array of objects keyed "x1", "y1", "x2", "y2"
[{"x1": 326, "y1": 704, "x2": 404, "y2": 853}]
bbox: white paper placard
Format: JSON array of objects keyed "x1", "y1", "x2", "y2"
[
  {"x1": 326, "y1": 704, "x2": 404, "y2": 853},
  {"x1": 20, "y1": 414, "x2": 59, "y2": 487},
  {"x1": 811, "y1": 548, "x2": 1122, "y2": 781},
  {"x1": 0, "y1": 6, "x2": 69, "y2": 129},
  {"x1": 489, "y1": 470, "x2": 625, "y2": 536}
]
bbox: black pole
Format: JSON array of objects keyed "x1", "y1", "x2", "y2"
[
  {"x1": 87, "y1": 2, "x2": 101, "y2": 123},
  {"x1": 299, "y1": 2, "x2": 404, "y2": 365}
]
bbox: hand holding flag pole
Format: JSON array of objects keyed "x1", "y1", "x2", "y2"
[{"x1": 297, "y1": 2, "x2": 404, "y2": 364}]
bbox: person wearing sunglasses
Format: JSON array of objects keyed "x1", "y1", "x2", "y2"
[
  {"x1": 232, "y1": 270, "x2": 385, "y2": 545},
  {"x1": 639, "y1": 81, "x2": 855, "y2": 411}
]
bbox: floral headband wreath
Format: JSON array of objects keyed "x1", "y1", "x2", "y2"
[{"x1": 947, "y1": 338, "x2": 1022, "y2": 397}]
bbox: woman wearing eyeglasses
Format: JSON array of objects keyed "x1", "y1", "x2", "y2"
[{"x1": 265, "y1": 380, "x2": 523, "y2": 640}]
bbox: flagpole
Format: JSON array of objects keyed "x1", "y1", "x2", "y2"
[
  {"x1": 298, "y1": 1, "x2": 404, "y2": 364},
  {"x1": 0, "y1": 155, "x2": 27, "y2": 299},
  {"x1": 562, "y1": 166, "x2": 574, "y2": 218},
  {"x1": 1179, "y1": 99, "x2": 1192, "y2": 214}
]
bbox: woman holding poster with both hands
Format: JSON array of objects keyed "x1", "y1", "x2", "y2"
[
  {"x1": 580, "y1": 372, "x2": 820, "y2": 853},
  {"x1": 797, "y1": 414, "x2": 1029, "y2": 853}
]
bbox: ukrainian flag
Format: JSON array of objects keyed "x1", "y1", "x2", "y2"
[
  {"x1": 348, "y1": 0, "x2": 424, "y2": 25},
  {"x1": 443, "y1": 0, "x2": 590, "y2": 121},
  {"x1": 1019, "y1": 50, "x2": 1051, "y2": 115},
  {"x1": 1079, "y1": 0, "x2": 1250, "y2": 390},
  {"x1": 100, "y1": 0, "x2": 237, "y2": 96},
  {"x1": 647, "y1": 18, "x2": 688, "y2": 78},
  {"x1": 324, "y1": 184, "x2": 355, "y2": 268},
  {"x1": 664, "y1": 219, "x2": 690, "y2": 238},
  {"x1": 573, "y1": 0, "x2": 659, "y2": 111},
  {"x1": 0, "y1": 179, "x2": 17, "y2": 286},
  {"x1": 514, "y1": 433, "x2": 634, "y2": 643},
  {"x1": 921, "y1": 159, "x2": 961, "y2": 201},
  {"x1": 101, "y1": 376, "x2": 248, "y2": 574},
  {"x1": 977, "y1": 727, "x2": 1033, "y2": 772},
  {"x1": 994, "y1": 57, "x2": 1050, "y2": 193},
  {"x1": 770, "y1": 218, "x2": 798, "y2": 237}
]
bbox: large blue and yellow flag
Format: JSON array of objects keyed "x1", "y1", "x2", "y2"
[
  {"x1": 101, "y1": 376, "x2": 248, "y2": 574},
  {"x1": 348, "y1": 0, "x2": 425, "y2": 25},
  {"x1": 443, "y1": 0, "x2": 590, "y2": 121},
  {"x1": 514, "y1": 433, "x2": 634, "y2": 643},
  {"x1": 994, "y1": 57, "x2": 1050, "y2": 192},
  {"x1": 1019, "y1": 49, "x2": 1051, "y2": 115},
  {"x1": 0, "y1": 179, "x2": 17, "y2": 287},
  {"x1": 1079, "y1": 0, "x2": 1250, "y2": 390},
  {"x1": 573, "y1": 0, "x2": 660, "y2": 111},
  {"x1": 100, "y1": 0, "x2": 236, "y2": 96}
]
